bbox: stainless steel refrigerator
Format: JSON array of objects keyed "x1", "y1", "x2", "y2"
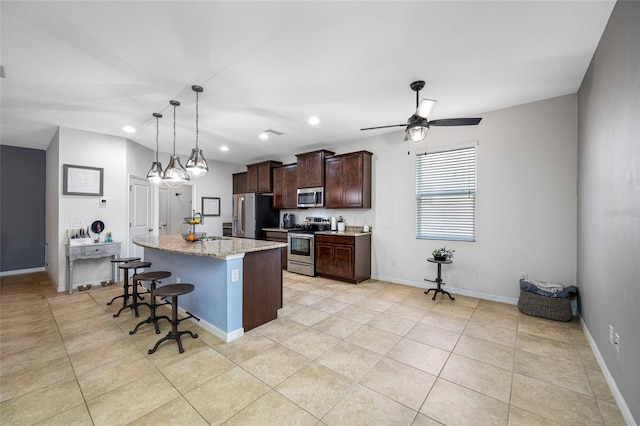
[{"x1": 232, "y1": 193, "x2": 279, "y2": 239}]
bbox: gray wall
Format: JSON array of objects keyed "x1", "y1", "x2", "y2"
[
  {"x1": 577, "y1": 1, "x2": 640, "y2": 422},
  {"x1": 0, "y1": 145, "x2": 46, "y2": 272}
]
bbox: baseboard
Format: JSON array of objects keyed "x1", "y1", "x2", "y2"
[
  {"x1": 0, "y1": 267, "x2": 45, "y2": 277},
  {"x1": 580, "y1": 317, "x2": 637, "y2": 426},
  {"x1": 371, "y1": 273, "x2": 518, "y2": 305},
  {"x1": 175, "y1": 305, "x2": 244, "y2": 343}
]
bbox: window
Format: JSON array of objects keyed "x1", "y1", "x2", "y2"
[{"x1": 416, "y1": 145, "x2": 476, "y2": 241}]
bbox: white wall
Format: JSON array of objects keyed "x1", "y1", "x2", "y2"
[
  {"x1": 284, "y1": 95, "x2": 578, "y2": 302},
  {"x1": 193, "y1": 159, "x2": 243, "y2": 237},
  {"x1": 54, "y1": 127, "x2": 128, "y2": 291}
]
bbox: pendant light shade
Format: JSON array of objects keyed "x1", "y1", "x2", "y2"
[
  {"x1": 147, "y1": 113, "x2": 164, "y2": 184},
  {"x1": 185, "y1": 85, "x2": 209, "y2": 179},
  {"x1": 163, "y1": 100, "x2": 190, "y2": 188}
]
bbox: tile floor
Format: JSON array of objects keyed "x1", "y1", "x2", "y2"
[{"x1": 0, "y1": 271, "x2": 626, "y2": 425}]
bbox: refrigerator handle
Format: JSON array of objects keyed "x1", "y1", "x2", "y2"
[{"x1": 239, "y1": 196, "x2": 245, "y2": 234}]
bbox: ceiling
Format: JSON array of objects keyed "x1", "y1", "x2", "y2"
[{"x1": 1, "y1": 1, "x2": 615, "y2": 165}]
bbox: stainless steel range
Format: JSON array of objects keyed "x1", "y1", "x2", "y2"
[{"x1": 287, "y1": 217, "x2": 331, "y2": 277}]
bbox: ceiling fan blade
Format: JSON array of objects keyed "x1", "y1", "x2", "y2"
[
  {"x1": 360, "y1": 123, "x2": 406, "y2": 131},
  {"x1": 415, "y1": 99, "x2": 437, "y2": 119},
  {"x1": 428, "y1": 117, "x2": 482, "y2": 127}
]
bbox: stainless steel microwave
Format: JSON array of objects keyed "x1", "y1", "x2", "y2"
[{"x1": 297, "y1": 187, "x2": 324, "y2": 208}]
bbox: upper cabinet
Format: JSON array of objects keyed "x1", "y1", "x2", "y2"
[
  {"x1": 325, "y1": 151, "x2": 373, "y2": 209},
  {"x1": 272, "y1": 163, "x2": 298, "y2": 209},
  {"x1": 232, "y1": 172, "x2": 248, "y2": 194},
  {"x1": 296, "y1": 150, "x2": 335, "y2": 189},
  {"x1": 246, "y1": 161, "x2": 283, "y2": 193}
]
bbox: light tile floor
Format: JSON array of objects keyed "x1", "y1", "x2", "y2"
[{"x1": 0, "y1": 271, "x2": 627, "y2": 425}]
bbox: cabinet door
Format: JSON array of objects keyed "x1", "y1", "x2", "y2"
[
  {"x1": 283, "y1": 164, "x2": 298, "y2": 208},
  {"x1": 257, "y1": 162, "x2": 272, "y2": 193},
  {"x1": 296, "y1": 150, "x2": 334, "y2": 188},
  {"x1": 233, "y1": 172, "x2": 247, "y2": 194},
  {"x1": 272, "y1": 167, "x2": 286, "y2": 208},
  {"x1": 343, "y1": 153, "x2": 363, "y2": 208},
  {"x1": 333, "y1": 244, "x2": 354, "y2": 279},
  {"x1": 246, "y1": 165, "x2": 258, "y2": 193},
  {"x1": 315, "y1": 243, "x2": 335, "y2": 275},
  {"x1": 324, "y1": 157, "x2": 343, "y2": 208}
]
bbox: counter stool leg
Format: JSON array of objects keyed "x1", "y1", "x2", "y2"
[
  {"x1": 131, "y1": 273, "x2": 151, "y2": 317},
  {"x1": 129, "y1": 279, "x2": 171, "y2": 335},
  {"x1": 148, "y1": 295, "x2": 198, "y2": 355},
  {"x1": 113, "y1": 271, "x2": 132, "y2": 317}
]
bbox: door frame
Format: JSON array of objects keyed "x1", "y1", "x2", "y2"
[{"x1": 127, "y1": 175, "x2": 155, "y2": 257}]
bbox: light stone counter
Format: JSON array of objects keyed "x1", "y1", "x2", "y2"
[{"x1": 133, "y1": 234, "x2": 287, "y2": 260}]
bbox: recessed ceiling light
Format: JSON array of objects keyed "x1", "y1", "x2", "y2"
[
  {"x1": 220, "y1": 146, "x2": 229, "y2": 151},
  {"x1": 259, "y1": 132, "x2": 269, "y2": 140},
  {"x1": 123, "y1": 125, "x2": 135, "y2": 133},
  {"x1": 308, "y1": 116, "x2": 320, "y2": 125}
]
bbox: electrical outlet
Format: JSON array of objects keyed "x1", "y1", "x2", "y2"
[
  {"x1": 176, "y1": 277, "x2": 181, "y2": 283},
  {"x1": 609, "y1": 325, "x2": 614, "y2": 345},
  {"x1": 70, "y1": 218, "x2": 82, "y2": 227},
  {"x1": 231, "y1": 269, "x2": 239, "y2": 282},
  {"x1": 614, "y1": 333, "x2": 620, "y2": 354},
  {"x1": 520, "y1": 272, "x2": 528, "y2": 280}
]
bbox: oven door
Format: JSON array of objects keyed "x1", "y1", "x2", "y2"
[{"x1": 288, "y1": 233, "x2": 314, "y2": 264}]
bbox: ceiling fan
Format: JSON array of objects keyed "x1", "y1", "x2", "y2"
[{"x1": 360, "y1": 80, "x2": 482, "y2": 142}]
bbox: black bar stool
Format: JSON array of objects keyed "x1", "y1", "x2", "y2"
[
  {"x1": 148, "y1": 283, "x2": 200, "y2": 354},
  {"x1": 129, "y1": 271, "x2": 172, "y2": 335},
  {"x1": 107, "y1": 257, "x2": 141, "y2": 306},
  {"x1": 114, "y1": 261, "x2": 151, "y2": 318}
]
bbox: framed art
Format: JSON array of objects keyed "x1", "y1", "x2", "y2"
[
  {"x1": 202, "y1": 197, "x2": 221, "y2": 216},
  {"x1": 63, "y1": 164, "x2": 104, "y2": 196}
]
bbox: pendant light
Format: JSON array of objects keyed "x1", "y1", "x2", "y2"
[
  {"x1": 185, "y1": 85, "x2": 209, "y2": 179},
  {"x1": 146, "y1": 113, "x2": 164, "y2": 184},
  {"x1": 163, "y1": 100, "x2": 190, "y2": 188}
]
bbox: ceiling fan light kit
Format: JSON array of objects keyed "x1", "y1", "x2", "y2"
[
  {"x1": 185, "y1": 85, "x2": 209, "y2": 179},
  {"x1": 360, "y1": 80, "x2": 482, "y2": 145},
  {"x1": 163, "y1": 100, "x2": 191, "y2": 188},
  {"x1": 146, "y1": 112, "x2": 165, "y2": 185}
]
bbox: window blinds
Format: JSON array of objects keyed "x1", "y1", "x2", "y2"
[{"x1": 416, "y1": 146, "x2": 476, "y2": 241}]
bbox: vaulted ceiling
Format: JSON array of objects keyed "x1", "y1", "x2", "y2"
[{"x1": 1, "y1": 1, "x2": 615, "y2": 164}]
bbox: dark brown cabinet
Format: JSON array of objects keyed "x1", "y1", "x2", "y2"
[
  {"x1": 272, "y1": 164, "x2": 298, "y2": 209},
  {"x1": 325, "y1": 151, "x2": 372, "y2": 208},
  {"x1": 232, "y1": 172, "x2": 247, "y2": 194},
  {"x1": 296, "y1": 150, "x2": 334, "y2": 189},
  {"x1": 315, "y1": 233, "x2": 371, "y2": 283},
  {"x1": 263, "y1": 229, "x2": 288, "y2": 270},
  {"x1": 246, "y1": 161, "x2": 282, "y2": 193}
]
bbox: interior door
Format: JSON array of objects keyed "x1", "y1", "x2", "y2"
[{"x1": 129, "y1": 176, "x2": 152, "y2": 259}]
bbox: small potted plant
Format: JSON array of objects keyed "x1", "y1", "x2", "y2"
[{"x1": 432, "y1": 247, "x2": 455, "y2": 261}]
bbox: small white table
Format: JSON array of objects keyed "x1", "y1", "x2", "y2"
[{"x1": 65, "y1": 242, "x2": 121, "y2": 294}]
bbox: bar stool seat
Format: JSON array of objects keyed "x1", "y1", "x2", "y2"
[
  {"x1": 114, "y1": 261, "x2": 151, "y2": 318},
  {"x1": 107, "y1": 257, "x2": 141, "y2": 306},
  {"x1": 129, "y1": 271, "x2": 172, "y2": 335},
  {"x1": 148, "y1": 283, "x2": 199, "y2": 354}
]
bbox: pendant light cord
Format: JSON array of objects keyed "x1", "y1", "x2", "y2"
[
  {"x1": 195, "y1": 91, "x2": 199, "y2": 149},
  {"x1": 155, "y1": 115, "x2": 160, "y2": 162},
  {"x1": 173, "y1": 103, "x2": 177, "y2": 155}
]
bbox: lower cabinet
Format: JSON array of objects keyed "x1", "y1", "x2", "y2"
[
  {"x1": 315, "y1": 233, "x2": 371, "y2": 283},
  {"x1": 263, "y1": 230, "x2": 288, "y2": 270}
]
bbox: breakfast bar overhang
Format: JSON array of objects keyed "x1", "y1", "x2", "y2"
[{"x1": 133, "y1": 235, "x2": 287, "y2": 342}]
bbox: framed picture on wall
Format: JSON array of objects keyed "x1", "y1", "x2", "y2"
[
  {"x1": 63, "y1": 164, "x2": 104, "y2": 196},
  {"x1": 202, "y1": 197, "x2": 220, "y2": 216}
]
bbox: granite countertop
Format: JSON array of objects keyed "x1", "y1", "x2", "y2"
[
  {"x1": 262, "y1": 227, "x2": 298, "y2": 232},
  {"x1": 133, "y1": 234, "x2": 287, "y2": 260}
]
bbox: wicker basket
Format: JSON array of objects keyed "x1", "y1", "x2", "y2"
[{"x1": 517, "y1": 290, "x2": 572, "y2": 322}]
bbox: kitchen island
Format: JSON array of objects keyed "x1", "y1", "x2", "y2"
[{"x1": 133, "y1": 235, "x2": 287, "y2": 342}]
